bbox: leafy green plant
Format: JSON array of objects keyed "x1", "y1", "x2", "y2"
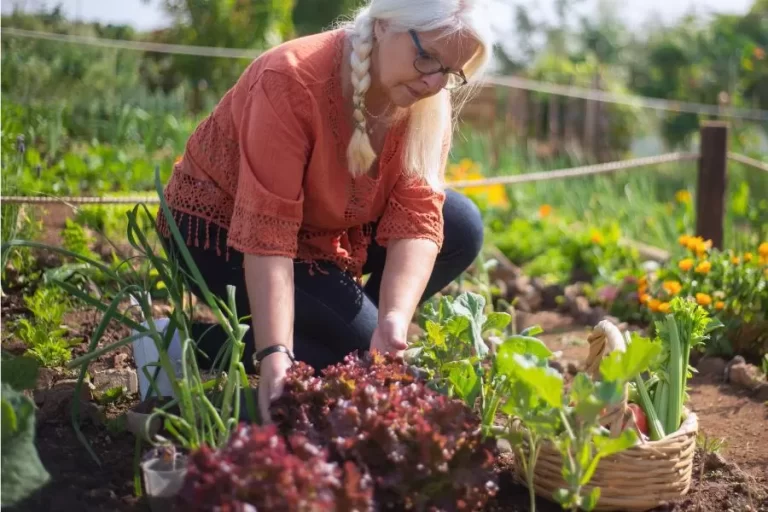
[
  {"x1": 14, "y1": 317, "x2": 73, "y2": 368},
  {"x1": 409, "y1": 292, "x2": 511, "y2": 390},
  {"x1": 1, "y1": 382, "x2": 50, "y2": 507},
  {"x1": 0, "y1": 354, "x2": 40, "y2": 391}
]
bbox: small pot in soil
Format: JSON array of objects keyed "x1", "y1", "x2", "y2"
[{"x1": 141, "y1": 450, "x2": 187, "y2": 512}]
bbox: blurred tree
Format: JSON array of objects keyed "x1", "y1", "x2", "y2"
[
  {"x1": 291, "y1": 0, "x2": 363, "y2": 36},
  {"x1": 144, "y1": 0, "x2": 296, "y2": 112}
]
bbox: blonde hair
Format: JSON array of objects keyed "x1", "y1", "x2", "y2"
[{"x1": 342, "y1": 0, "x2": 493, "y2": 188}]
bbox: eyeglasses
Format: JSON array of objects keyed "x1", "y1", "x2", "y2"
[{"x1": 409, "y1": 29, "x2": 467, "y2": 90}]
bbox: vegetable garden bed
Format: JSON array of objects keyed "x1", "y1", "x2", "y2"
[{"x1": 2, "y1": 191, "x2": 766, "y2": 512}]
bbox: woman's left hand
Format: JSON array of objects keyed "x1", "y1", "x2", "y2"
[{"x1": 370, "y1": 312, "x2": 409, "y2": 357}]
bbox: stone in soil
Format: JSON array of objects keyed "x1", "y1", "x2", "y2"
[
  {"x1": 91, "y1": 368, "x2": 139, "y2": 395},
  {"x1": 696, "y1": 356, "x2": 728, "y2": 379}
]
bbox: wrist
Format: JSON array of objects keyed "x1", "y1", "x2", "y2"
[{"x1": 253, "y1": 344, "x2": 295, "y2": 372}]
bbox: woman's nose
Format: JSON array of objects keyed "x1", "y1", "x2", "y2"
[{"x1": 422, "y1": 73, "x2": 448, "y2": 93}]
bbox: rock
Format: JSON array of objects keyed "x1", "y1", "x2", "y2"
[
  {"x1": 35, "y1": 380, "x2": 101, "y2": 425},
  {"x1": 496, "y1": 438, "x2": 513, "y2": 454},
  {"x1": 35, "y1": 367, "x2": 58, "y2": 391},
  {"x1": 696, "y1": 356, "x2": 728, "y2": 378},
  {"x1": 572, "y1": 296, "x2": 592, "y2": 322},
  {"x1": 34, "y1": 378, "x2": 92, "y2": 405},
  {"x1": 92, "y1": 368, "x2": 139, "y2": 395},
  {"x1": 113, "y1": 352, "x2": 130, "y2": 370},
  {"x1": 566, "y1": 361, "x2": 581, "y2": 375},
  {"x1": 753, "y1": 383, "x2": 768, "y2": 402},
  {"x1": 548, "y1": 360, "x2": 565, "y2": 374},
  {"x1": 726, "y1": 362, "x2": 763, "y2": 391},
  {"x1": 705, "y1": 451, "x2": 727, "y2": 471},
  {"x1": 532, "y1": 278, "x2": 564, "y2": 310},
  {"x1": 511, "y1": 275, "x2": 532, "y2": 294}
]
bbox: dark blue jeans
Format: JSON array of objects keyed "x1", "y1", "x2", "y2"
[{"x1": 160, "y1": 189, "x2": 483, "y2": 373}]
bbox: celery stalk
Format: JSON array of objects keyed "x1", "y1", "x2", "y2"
[
  {"x1": 635, "y1": 375, "x2": 665, "y2": 440},
  {"x1": 665, "y1": 316, "x2": 683, "y2": 435}
]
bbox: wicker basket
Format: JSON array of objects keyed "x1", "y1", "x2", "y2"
[{"x1": 511, "y1": 320, "x2": 699, "y2": 512}]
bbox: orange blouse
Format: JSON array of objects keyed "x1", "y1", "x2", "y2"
[{"x1": 158, "y1": 28, "x2": 449, "y2": 279}]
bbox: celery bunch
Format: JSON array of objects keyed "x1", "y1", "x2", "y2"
[{"x1": 650, "y1": 298, "x2": 721, "y2": 436}]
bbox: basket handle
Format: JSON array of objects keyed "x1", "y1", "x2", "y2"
[{"x1": 585, "y1": 320, "x2": 638, "y2": 439}]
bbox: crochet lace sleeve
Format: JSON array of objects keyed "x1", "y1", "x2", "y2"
[
  {"x1": 375, "y1": 125, "x2": 451, "y2": 250},
  {"x1": 226, "y1": 71, "x2": 313, "y2": 258}
]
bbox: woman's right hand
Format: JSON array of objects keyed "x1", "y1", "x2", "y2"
[{"x1": 258, "y1": 351, "x2": 294, "y2": 424}]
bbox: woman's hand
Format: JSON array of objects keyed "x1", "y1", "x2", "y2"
[
  {"x1": 370, "y1": 312, "x2": 409, "y2": 357},
  {"x1": 257, "y1": 351, "x2": 294, "y2": 424}
]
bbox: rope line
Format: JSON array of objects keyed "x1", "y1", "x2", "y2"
[
  {"x1": 4, "y1": 27, "x2": 768, "y2": 121},
  {"x1": 1, "y1": 26, "x2": 263, "y2": 59},
  {"x1": 1, "y1": 152, "x2": 698, "y2": 204},
  {"x1": 727, "y1": 152, "x2": 768, "y2": 173},
  {"x1": 447, "y1": 152, "x2": 699, "y2": 189},
  {"x1": 481, "y1": 76, "x2": 768, "y2": 122}
]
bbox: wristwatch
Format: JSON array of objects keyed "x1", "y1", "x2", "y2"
[{"x1": 252, "y1": 344, "x2": 296, "y2": 372}]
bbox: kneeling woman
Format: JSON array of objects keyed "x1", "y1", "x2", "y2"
[{"x1": 157, "y1": 0, "x2": 493, "y2": 420}]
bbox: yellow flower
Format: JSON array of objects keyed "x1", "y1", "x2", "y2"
[
  {"x1": 678, "y1": 234, "x2": 692, "y2": 247},
  {"x1": 760, "y1": 254, "x2": 768, "y2": 266},
  {"x1": 658, "y1": 302, "x2": 671, "y2": 314},
  {"x1": 590, "y1": 231, "x2": 604, "y2": 245},
  {"x1": 715, "y1": 301, "x2": 725, "y2": 311},
  {"x1": 685, "y1": 236, "x2": 702, "y2": 251},
  {"x1": 731, "y1": 256, "x2": 741, "y2": 265},
  {"x1": 647, "y1": 298, "x2": 662, "y2": 312},
  {"x1": 695, "y1": 260, "x2": 712, "y2": 274},
  {"x1": 638, "y1": 293, "x2": 651, "y2": 304},
  {"x1": 539, "y1": 204, "x2": 552, "y2": 218},
  {"x1": 675, "y1": 190, "x2": 691, "y2": 204},
  {"x1": 696, "y1": 293, "x2": 712, "y2": 307},
  {"x1": 759, "y1": 242, "x2": 768, "y2": 258},
  {"x1": 662, "y1": 280, "x2": 682, "y2": 296},
  {"x1": 679, "y1": 258, "x2": 694, "y2": 272},
  {"x1": 744, "y1": 252, "x2": 753, "y2": 263}
]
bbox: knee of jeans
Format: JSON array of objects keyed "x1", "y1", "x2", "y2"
[{"x1": 448, "y1": 191, "x2": 484, "y2": 262}]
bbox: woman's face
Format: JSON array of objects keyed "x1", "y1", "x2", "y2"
[{"x1": 372, "y1": 22, "x2": 480, "y2": 108}]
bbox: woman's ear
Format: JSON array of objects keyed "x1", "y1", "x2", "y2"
[{"x1": 373, "y1": 19, "x2": 388, "y2": 40}]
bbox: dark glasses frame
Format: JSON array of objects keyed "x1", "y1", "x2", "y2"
[{"x1": 408, "y1": 29, "x2": 468, "y2": 90}]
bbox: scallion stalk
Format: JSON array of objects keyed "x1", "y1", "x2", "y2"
[
  {"x1": 634, "y1": 374, "x2": 665, "y2": 440},
  {"x1": 665, "y1": 316, "x2": 683, "y2": 435}
]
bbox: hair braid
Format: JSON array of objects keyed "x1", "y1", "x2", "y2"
[{"x1": 346, "y1": 12, "x2": 377, "y2": 177}]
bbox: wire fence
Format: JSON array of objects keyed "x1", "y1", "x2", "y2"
[
  {"x1": 4, "y1": 151, "x2": 766, "y2": 205},
  {"x1": 4, "y1": 26, "x2": 768, "y2": 122}
]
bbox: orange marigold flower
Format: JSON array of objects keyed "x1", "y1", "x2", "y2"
[
  {"x1": 658, "y1": 302, "x2": 671, "y2": 314},
  {"x1": 539, "y1": 204, "x2": 553, "y2": 218},
  {"x1": 696, "y1": 293, "x2": 712, "y2": 306},
  {"x1": 662, "y1": 280, "x2": 682, "y2": 296},
  {"x1": 678, "y1": 234, "x2": 692, "y2": 247},
  {"x1": 638, "y1": 293, "x2": 651, "y2": 304},
  {"x1": 695, "y1": 260, "x2": 712, "y2": 274},
  {"x1": 679, "y1": 258, "x2": 694, "y2": 271},
  {"x1": 590, "y1": 231, "x2": 604, "y2": 245},
  {"x1": 759, "y1": 242, "x2": 768, "y2": 258},
  {"x1": 647, "y1": 298, "x2": 662, "y2": 312},
  {"x1": 731, "y1": 256, "x2": 740, "y2": 265},
  {"x1": 744, "y1": 252, "x2": 753, "y2": 262},
  {"x1": 715, "y1": 301, "x2": 725, "y2": 311}
]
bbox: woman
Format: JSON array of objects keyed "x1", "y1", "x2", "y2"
[{"x1": 157, "y1": 0, "x2": 493, "y2": 422}]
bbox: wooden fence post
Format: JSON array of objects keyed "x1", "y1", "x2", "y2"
[{"x1": 695, "y1": 121, "x2": 728, "y2": 249}]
